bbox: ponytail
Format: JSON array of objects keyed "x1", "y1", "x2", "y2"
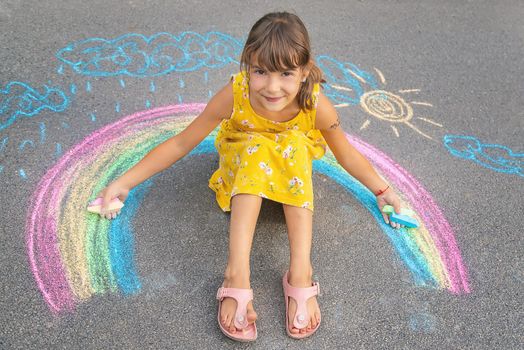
[{"x1": 298, "y1": 62, "x2": 324, "y2": 111}]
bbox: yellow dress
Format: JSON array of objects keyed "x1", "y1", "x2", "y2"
[{"x1": 209, "y1": 72, "x2": 327, "y2": 211}]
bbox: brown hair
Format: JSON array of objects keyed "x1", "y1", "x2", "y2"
[{"x1": 240, "y1": 12, "x2": 324, "y2": 111}]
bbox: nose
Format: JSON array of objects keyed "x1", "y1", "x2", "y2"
[{"x1": 266, "y1": 75, "x2": 280, "y2": 93}]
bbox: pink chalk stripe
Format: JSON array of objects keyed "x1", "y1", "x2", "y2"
[
  {"x1": 26, "y1": 104, "x2": 206, "y2": 312},
  {"x1": 349, "y1": 135, "x2": 470, "y2": 293}
]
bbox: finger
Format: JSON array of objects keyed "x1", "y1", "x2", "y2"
[
  {"x1": 111, "y1": 212, "x2": 117, "y2": 219},
  {"x1": 393, "y1": 202, "x2": 402, "y2": 215},
  {"x1": 382, "y1": 213, "x2": 390, "y2": 225},
  {"x1": 101, "y1": 191, "x2": 113, "y2": 215}
]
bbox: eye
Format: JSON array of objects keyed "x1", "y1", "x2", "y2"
[
  {"x1": 253, "y1": 68, "x2": 265, "y2": 75},
  {"x1": 282, "y1": 71, "x2": 294, "y2": 77}
]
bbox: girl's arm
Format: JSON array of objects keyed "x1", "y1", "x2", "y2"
[
  {"x1": 98, "y1": 81, "x2": 233, "y2": 217},
  {"x1": 315, "y1": 92, "x2": 402, "y2": 227}
]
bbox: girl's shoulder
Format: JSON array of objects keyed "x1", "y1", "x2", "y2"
[
  {"x1": 314, "y1": 91, "x2": 339, "y2": 131},
  {"x1": 205, "y1": 80, "x2": 234, "y2": 121}
]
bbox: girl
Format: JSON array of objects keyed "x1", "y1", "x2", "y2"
[{"x1": 97, "y1": 12, "x2": 402, "y2": 341}]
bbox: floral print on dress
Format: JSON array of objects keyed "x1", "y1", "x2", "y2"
[
  {"x1": 247, "y1": 145, "x2": 259, "y2": 155},
  {"x1": 282, "y1": 146, "x2": 294, "y2": 159},
  {"x1": 241, "y1": 120, "x2": 255, "y2": 129},
  {"x1": 208, "y1": 71, "x2": 327, "y2": 212},
  {"x1": 288, "y1": 176, "x2": 305, "y2": 195},
  {"x1": 259, "y1": 161, "x2": 273, "y2": 175}
]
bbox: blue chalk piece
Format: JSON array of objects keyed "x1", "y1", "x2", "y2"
[
  {"x1": 115, "y1": 102, "x2": 121, "y2": 113},
  {"x1": 390, "y1": 213, "x2": 419, "y2": 228}
]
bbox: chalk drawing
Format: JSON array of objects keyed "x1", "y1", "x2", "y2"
[
  {"x1": 26, "y1": 104, "x2": 470, "y2": 314},
  {"x1": 0, "y1": 137, "x2": 8, "y2": 153},
  {"x1": 359, "y1": 89, "x2": 441, "y2": 141},
  {"x1": 0, "y1": 82, "x2": 68, "y2": 131},
  {"x1": 19, "y1": 140, "x2": 35, "y2": 151},
  {"x1": 444, "y1": 134, "x2": 523, "y2": 177},
  {"x1": 409, "y1": 312, "x2": 437, "y2": 333},
  {"x1": 39, "y1": 122, "x2": 46, "y2": 143},
  {"x1": 55, "y1": 143, "x2": 62, "y2": 157},
  {"x1": 56, "y1": 32, "x2": 244, "y2": 77},
  {"x1": 52, "y1": 31, "x2": 444, "y2": 143},
  {"x1": 141, "y1": 271, "x2": 178, "y2": 301}
]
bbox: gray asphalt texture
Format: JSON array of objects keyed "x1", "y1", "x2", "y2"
[{"x1": 1, "y1": 0, "x2": 523, "y2": 349}]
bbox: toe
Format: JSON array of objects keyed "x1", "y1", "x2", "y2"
[
  {"x1": 246, "y1": 301, "x2": 257, "y2": 324},
  {"x1": 311, "y1": 316, "x2": 318, "y2": 329},
  {"x1": 223, "y1": 312, "x2": 231, "y2": 328}
]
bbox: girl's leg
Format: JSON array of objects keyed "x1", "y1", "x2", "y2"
[
  {"x1": 220, "y1": 194, "x2": 262, "y2": 333},
  {"x1": 283, "y1": 204, "x2": 321, "y2": 335}
]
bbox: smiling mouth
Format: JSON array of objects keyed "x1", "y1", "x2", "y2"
[{"x1": 264, "y1": 96, "x2": 283, "y2": 103}]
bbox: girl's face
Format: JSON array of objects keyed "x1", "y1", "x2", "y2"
[{"x1": 248, "y1": 63, "x2": 308, "y2": 118}]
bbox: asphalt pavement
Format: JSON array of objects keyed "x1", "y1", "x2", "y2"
[{"x1": 1, "y1": 0, "x2": 522, "y2": 349}]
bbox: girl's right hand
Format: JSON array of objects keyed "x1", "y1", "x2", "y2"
[{"x1": 98, "y1": 180, "x2": 130, "y2": 220}]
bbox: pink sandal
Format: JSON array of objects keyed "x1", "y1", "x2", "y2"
[
  {"x1": 216, "y1": 287, "x2": 257, "y2": 342},
  {"x1": 282, "y1": 271, "x2": 321, "y2": 339}
]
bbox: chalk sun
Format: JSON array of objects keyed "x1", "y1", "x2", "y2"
[{"x1": 341, "y1": 67, "x2": 442, "y2": 141}]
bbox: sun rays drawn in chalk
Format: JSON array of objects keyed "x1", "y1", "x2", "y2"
[
  {"x1": 2, "y1": 32, "x2": 445, "y2": 181},
  {"x1": 331, "y1": 65, "x2": 442, "y2": 141}
]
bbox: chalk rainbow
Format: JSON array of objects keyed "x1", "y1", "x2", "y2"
[{"x1": 26, "y1": 104, "x2": 470, "y2": 314}]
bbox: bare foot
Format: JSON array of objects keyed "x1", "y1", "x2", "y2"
[
  {"x1": 220, "y1": 271, "x2": 257, "y2": 333},
  {"x1": 286, "y1": 270, "x2": 321, "y2": 335}
]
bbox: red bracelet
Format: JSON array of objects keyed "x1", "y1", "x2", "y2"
[{"x1": 375, "y1": 185, "x2": 389, "y2": 196}]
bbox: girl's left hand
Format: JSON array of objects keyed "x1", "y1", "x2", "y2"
[{"x1": 376, "y1": 189, "x2": 403, "y2": 229}]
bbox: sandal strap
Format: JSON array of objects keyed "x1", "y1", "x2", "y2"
[
  {"x1": 283, "y1": 272, "x2": 320, "y2": 329},
  {"x1": 216, "y1": 287, "x2": 253, "y2": 329}
]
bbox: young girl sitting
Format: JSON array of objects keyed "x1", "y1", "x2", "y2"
[{"x1": 97, "y1": 11, "x2": 402, "y2": 342}]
